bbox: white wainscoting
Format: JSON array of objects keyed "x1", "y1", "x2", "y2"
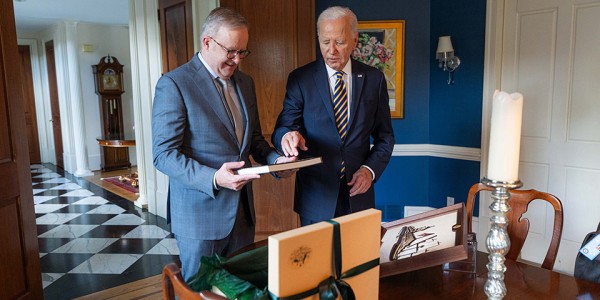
[{"x1": 392, "y1": 144, "x2": 481, "y2": 161}]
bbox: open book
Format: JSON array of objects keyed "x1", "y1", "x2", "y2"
[{"x1": 236, "y1": 157, "x2": 322, "y2": 175}]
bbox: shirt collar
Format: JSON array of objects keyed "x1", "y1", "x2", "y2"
[
  {"x1": 325, "y1": 59, "x2": 352, "y2": 80},
  {"x1": 198, "y1": 52, "x2": 220, "y2": 79}
]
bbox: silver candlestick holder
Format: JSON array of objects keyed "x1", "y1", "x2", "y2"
[{"x1": 481, "y1": 177, "x2": 522, "y2": 300}]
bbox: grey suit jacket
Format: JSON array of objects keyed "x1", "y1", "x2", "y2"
[{"x1": 152, "y1": 53, "x2": 279, "y2": 240}]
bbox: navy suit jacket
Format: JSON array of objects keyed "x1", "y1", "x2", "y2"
[
  {"x1": 272, "y1": 59, "x2": 395, "y2": 222},
  {"x1": 152, "y1": 54, "x2": 280, "y2": 240}
]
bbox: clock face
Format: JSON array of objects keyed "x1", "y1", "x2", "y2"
[{"x1": 102, "y1": 68, "x2": 120, "y2": 90}]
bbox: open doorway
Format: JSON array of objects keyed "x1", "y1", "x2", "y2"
[
  {"x1": 44, "y1": 40, "x2": 64, "y2": 169},
  {"x1": 18, "y1": 44, "x2": 41, "y2": 164}
]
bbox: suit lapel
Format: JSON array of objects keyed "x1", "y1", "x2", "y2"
[
  {"x1": 349, "y1": 60, "x2": 365, "y2": 134},
  {"x1": 191, "y1": 56, "x2": 238, "y2": 146},
  {"x1": 313, "y1": 63, "x2": 337, "y2": 130}
]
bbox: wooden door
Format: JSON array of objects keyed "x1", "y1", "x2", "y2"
[
  {"x1": 0, "y1": 0, "x2": 43, "y2": 298},
  {"x1": 18, "y1": 45, "x2": 41, "y2": 164},
  {"x1": 158, "y1": 0, "x2": 194, "y2": 74},
  {"x1": 221, "y1": 0, "x2": 316, "y2": 239},
  {"x1": 45, "y1": 40, "x2": 64, "y2": 168}
]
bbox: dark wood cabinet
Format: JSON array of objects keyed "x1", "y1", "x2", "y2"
[{"x1": 92, "y1": 56, "x2": 130, "y2": 171}]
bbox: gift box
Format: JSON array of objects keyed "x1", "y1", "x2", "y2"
[{"x1": 268, "y1": 209, "x2": 381, "y2": 299}]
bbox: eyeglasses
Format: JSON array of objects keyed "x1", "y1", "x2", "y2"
[{"x1": 209, "y1": 37, "x2": 251, "y2": 59}]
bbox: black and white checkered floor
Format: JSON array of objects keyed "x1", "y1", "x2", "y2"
[{"x1": 32, "y1": 164, "x2": 180, "y2": 299}]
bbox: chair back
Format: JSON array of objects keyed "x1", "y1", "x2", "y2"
[
  {"x1": 466, "y1": 183, "x2": 564, "y2": 270},
  {"x1": 162, "y1": 263, "x2": 227, "y2": 300}
]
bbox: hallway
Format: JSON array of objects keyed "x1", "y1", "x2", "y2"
[{"x1": 32, "y1": 164, "x2": 180, "y2": 299}]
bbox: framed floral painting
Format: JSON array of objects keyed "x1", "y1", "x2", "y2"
[{"x1": 352, "y1": 20, "x2": 405, "y2": 118}]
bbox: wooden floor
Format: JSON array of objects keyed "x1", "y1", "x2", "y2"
[
  {"x1": 74, "y1": 274, "x2": 163, "y2": 300},
  {"x1": 86, "y1": 167, "x2": 139, "y2": 202}
]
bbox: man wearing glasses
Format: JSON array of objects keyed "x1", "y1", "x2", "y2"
[{"x1": 152, "y1": 7, "x2": 295, "y2": 280}]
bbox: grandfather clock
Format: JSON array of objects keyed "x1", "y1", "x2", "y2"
[{"x1": 92, "y1": 55, "x2": 130, "y2": 171}]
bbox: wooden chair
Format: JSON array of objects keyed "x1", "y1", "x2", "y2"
[
  {"x1": 466, "y1": 183, "x2": 564, "y2": 270},
  {"x1": 162, "y1": 263, "x2": 227, "y2": 300}
]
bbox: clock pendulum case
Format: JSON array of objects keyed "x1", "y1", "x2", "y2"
[{"x1": 92, "y1": 55, "x2": 130, "y2": 171}]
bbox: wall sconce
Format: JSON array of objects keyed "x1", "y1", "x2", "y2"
[{"x1": 436, "y1": 36, "x2": 461, "y2": 85}]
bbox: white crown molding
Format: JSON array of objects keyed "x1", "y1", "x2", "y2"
[{"x1": 392, "y1": 144, "x2": 481, "y2": 161}]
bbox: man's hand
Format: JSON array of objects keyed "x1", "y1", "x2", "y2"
[
  {"x1": 348, "y1": 167, "x2": 373, "y2": 197},
  {"x1": 215, "y1": 161, "x2": 260, "y2": 191},
  {"x1": 281, "y1": 131, "x2": 308, "y2": 157},
  {"x1": 274, "y1": 155, "x2": 298, "y2": 178}
]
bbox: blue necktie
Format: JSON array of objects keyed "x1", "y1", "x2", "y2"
[{"x1": 333, "y1": 71, "x2": 348, "y2": 178}]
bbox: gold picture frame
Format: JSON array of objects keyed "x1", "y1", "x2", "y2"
[
  {"x1": 379, "y1": 203, "x2": 468, "y2": 277},
  {"x1": 353, "y1": 20, "x2": 405, "y2": 119}
]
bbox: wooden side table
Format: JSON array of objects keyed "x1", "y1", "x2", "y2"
[{"x1": 96, "y1": 136, "x2": 134, "y2": 173}]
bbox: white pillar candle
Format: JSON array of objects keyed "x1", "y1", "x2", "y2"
[{"x1": 486, "y1": 90, "x2": 524, "y2": 182}]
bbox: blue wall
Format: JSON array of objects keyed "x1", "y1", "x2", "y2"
[
  {"x1": 428, "y1": 0, "x2": 486, "y2": 218},
  {"x1": 429, "y1": 0, "x2": 486, "y2": 148},
  {"x1": 316, "y1": 0, "x2": 486, "y2": 221}
]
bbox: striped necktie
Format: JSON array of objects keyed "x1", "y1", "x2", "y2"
[{"x1": 333, "y1": 71, "x2": 348, "y2": 178}]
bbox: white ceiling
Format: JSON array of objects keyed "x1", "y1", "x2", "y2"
[{"x1": 13, "y1": 0, "x2": 129, "y2": 33}]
